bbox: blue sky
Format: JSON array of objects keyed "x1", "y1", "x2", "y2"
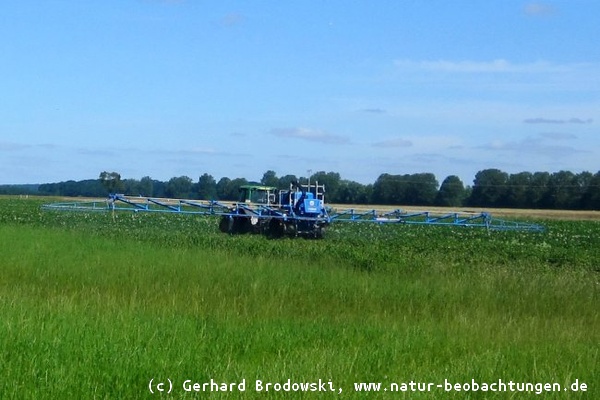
[{"x1": 1, "y1": 0, "x2": 598, "y2": 185}]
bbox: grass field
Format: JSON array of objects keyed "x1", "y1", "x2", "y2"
[{"x1": 0, "y1": 197, "x2": 598, "y2": 399}]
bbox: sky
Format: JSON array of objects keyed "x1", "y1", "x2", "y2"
[{"x1": 1, "y1": 0, "x2": 598, "y2": 186}]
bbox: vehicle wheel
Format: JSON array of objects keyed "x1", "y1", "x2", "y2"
[
  {"x1": 315, "y1": 226, "x2": 325, "y2": 239},
  {"x1": 219, "y1": 216, "x2": 233, "y2": 233},
  {"x1": 268, "y1": 218, "x2": 285, "y2": 238}
]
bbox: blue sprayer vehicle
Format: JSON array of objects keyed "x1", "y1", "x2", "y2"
[{"x1": 42, "y1": 179, "x2": 544, "y2": 238}]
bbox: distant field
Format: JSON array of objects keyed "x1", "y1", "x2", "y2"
[{"x1": 0, "y1": 197, "x2": 598, "y2": 399}]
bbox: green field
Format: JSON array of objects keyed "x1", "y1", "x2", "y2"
[{"x1": 1, "y1": 197, "x2": 598, "y2": 399}]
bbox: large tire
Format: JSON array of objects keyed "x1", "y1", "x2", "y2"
[
  {"x1": 219, "y1": 215, "x2": 248, "y2": 234},
  {"x1": 232, "y1": 216, "x2": 249, "y2": 233},
  {"x1": 219, "y1": 216, "x2": 233, "y2": 233},
  {"x1": 315, "y1": 226, "x2": 325, "y2": 239},
  {"x1": 267, "y1": 218, "x2": 285, "y2": 238}
]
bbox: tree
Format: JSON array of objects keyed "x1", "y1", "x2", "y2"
[
  {"x1": 310, "y1": 171, "x2": 341, "y2": 202},
  {"x1": 468, "y1": 169, "x2": 509, "y2": 207},
  {"x1": 278, "y1": 174, "x2": 298, "y2": 189},
  {"x1": 572, "y1": 171, "x2": 593, "y2": 209},
  {"x1": 537, "y1": 170, "x2": 593, "y2": 209},
  {"x1": 436, "y1": 175, "x2": 466, "y2": 207},
  {"x1": 526, "y1": 172, "x2": 550, "y2": 208},
  {"x1": 541, "y1": 170, "x2": 576, "y2": 209},
  {"x1": 152, "y1": 179, "x2": 167, "y2": 197},
  {"x1": 99, "y1": 171, "x2": 123, "y2": 194},
  {"x1": 216, "y1": 177, "x2": 248, "y2": 200},
  {"x1": 228, "y1": 178, "x2": 249, "y2": 201},
  {"x1": 38, "y1": 182, "x2": 59, "y2": 196},
  {"x1": 405, "y1": 173, "x2": 438, "y2": 205},
  {"x1": 260, "y1": 170, "x2": 279, "y2": 187},
  {"x1": 505, "y1": 172, "x2": 532, "y2": 208},
  {"x1": 197, "y1": 173, "x2": 217, "y2": 200},
  {"x1": 122, "y1": 178, "x2": 141, "y2": 195},
  {"x1": 216, "y1": 177, "x2": 231, "y2": 200},
  {"x1": 139, "y1": 176, "x2": 154, "y2": 197},
  {"x1": 165, "y1": 176, "x2": 193, "y2": 198},
  {"x1": 581, "y1": 171, "x2": 600, "y2": 210},
  {"x1": 372, "y1": 173, "x2": 400, "y2": 204},
  {"x1": 336, "y1": 180, "x2": 371, "y2": 204},
  {"x1": 371, "y1": 173, "x2": 438, "y2": 205}
]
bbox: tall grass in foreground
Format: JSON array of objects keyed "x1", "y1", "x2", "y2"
[{"x1": 1, "y1": 221, "x2": 598, "y2": 399}]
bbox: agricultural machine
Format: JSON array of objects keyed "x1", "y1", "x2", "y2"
[{"x1": 42, "y1": 180, "x2": 545, "y2": 237}]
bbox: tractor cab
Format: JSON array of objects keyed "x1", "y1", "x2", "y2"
[{"x1": 237, "y1": 185, "x2": 277, "y2": 205}]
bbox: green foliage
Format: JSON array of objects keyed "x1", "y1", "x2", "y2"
[
  {"x1": 166, "y1": 175, "x2": 194, "y2": 198},
  {"x1": 373, "y1": 173, "x2": 439, "y2": 206},
  {"x1": 504, "y1": 171, "x2": 533, "y2": 207},
  {"x1": 277, "y1": 174, "x2": 298, "y2": 189},
  {"x1": 1, "y1": 197, "x2": 599, "y2": 271},
  {"x1": 469, "y1": 168, "x2": 509, "y2": 207},
  {"x1": 198, "y1": 173, "x2": 217, "y2": 200},
  {"x1": 436, "y1": 175, "x2": 466, "y2": 207},
  {"x1": 309, "y1": 171, "x2": 342, "y2": 200},
  {"x1": 216, "y1": 177, "x2": 249, "y2": 201},
  {"x1": 1, "y1": 198, "x2": 598, "y2": 398},
  {"x1": 10, "y1": 167, "x2": 600, "y2": 210},
  {"x1": 99, "y1": 171, "x2": 123, "y2": 194},
  {"x1": 260, "y1": 170, "x2": 279, "y2": 187}
]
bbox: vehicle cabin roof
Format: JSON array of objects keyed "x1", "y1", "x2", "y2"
[{"x1": 238, "y1": 185, "x2": 277, "y2": 191}]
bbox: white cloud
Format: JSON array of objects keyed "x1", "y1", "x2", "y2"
[
  {"x1": 394, "y1": 59, "x2": 568, "y2": 74},
  {"x1": 524, "y1": 2, "x2": 556, "y2": 16},
  {"x1": 145, "y1": 147, "x2": 217, "y2": 155},
  {"x1": 0, "y1": 141, "x2": 30, "y2": 151},
  {"x1": 391, "y1": 59, "x2": 600, "y2": 96},
  {"x1": 478, "y1": 136, "x2": 584, "y2": 157},
  {"x1": 0, "y1": 141, "x2": 57, "y2": 152},
  {"x1": 372, "y1": 138, "x2": 413, "y2": 148},
  {"x1": 361, "y1": 108, "x2": 386, "y2": 114},
  {"x1": 77, "y1": 148, "x2": 117, "y2": 157},
  {"x1": 540, "y1": 132, "x2": 577, "y2": 140},
  {"x1": 270, "y1": 128, "x2": 350, "y2": 144},
  {"x1": 221, "y1": 12, "x2": 244, "y2": 27},
  {"x1": 524, "y1": 117, "x2": 593, "y2": 124}
]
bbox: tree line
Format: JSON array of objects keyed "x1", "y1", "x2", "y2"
[{"x1": 1, "y1": 168, "x2": 598, "y2": 210}]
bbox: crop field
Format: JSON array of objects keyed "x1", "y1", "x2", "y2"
[{"x1": 0, "y1": 196, "x2": 598, "y2": 399}]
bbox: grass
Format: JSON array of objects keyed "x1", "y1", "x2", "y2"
[{"x1": 0, "y1": 197, "x2": 598, "y2": 398}]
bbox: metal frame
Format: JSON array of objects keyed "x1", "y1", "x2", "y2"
[
  {"x1": 329, "y1": 208, "x2": 544, "y2": 231},
  {"x1": 42, "y1": 194, "x2": 545, "y2": 233}
]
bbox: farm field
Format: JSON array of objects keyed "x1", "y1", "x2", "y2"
[{"x1": 0, "y1": 196, "x2": 598, "y2": 399}]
